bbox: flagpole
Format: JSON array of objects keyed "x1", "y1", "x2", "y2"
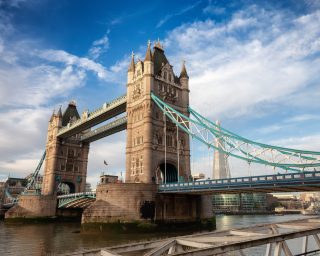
[{"x1": 104, "y1": 160, "x2": 108, "y2": 174}]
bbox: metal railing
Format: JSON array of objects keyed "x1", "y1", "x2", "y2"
[
  {"x1": 57, "y1": 191, "x2": 96, "y2": 208},
  {"x1": 57, "y1": 191, "x2": 96, "y2": 199},
  {"x1": 159, "y1": 171, "x2": 320, "y2": 192},
  {"x1": 57, "y1": 94, "x2": 127, "y2": 136},
  {"x1": 80, "y1": 116, "x2": 127, "y2": 141}
]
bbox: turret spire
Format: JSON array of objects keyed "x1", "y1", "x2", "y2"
[
  {"x1": 144, "y1": 40, "x2": 152, "y2": 62},
  {"x1": 49, "y1": 109, "x2": 55, "y2": 122},
  {"x1": 179, "y1": 60, "x2": 189, "y2": 79},
  {"x1": 57, "y1": 106, "x2": 62, "y2": 117},
  {"x1": 154, "y1": 38, "x2": 164, "y2": 51},
  {"x1": 128, "y1": 51, "x2": 135, "y2": 72}
]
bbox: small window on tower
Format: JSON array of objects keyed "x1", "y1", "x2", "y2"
[
  {"x1": 66, "y1": 164, "x2": 73, "y2": 172},
  {"x1": 68, "y1": 149, "x2": 75, "y2": 157},
  {"x1": 164, "y1": 71, "x2": 167, "y2": 80}
]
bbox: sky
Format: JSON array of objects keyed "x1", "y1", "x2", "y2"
[{"x1": 0, "y1": 0, "x2": 320, "y2": 185}]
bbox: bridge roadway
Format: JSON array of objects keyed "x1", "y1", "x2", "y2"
[
  {"x1": 57, "y1": 94, "x2": 127, "y2": 139},
  {"x1": 57, "y1": 171, "x2": 320, "y2": 209},
  {"x1": 57, "y1": 192, "x2": 96, "y2": 208},
  {"x1": 64, "y1": 217, "x2": 320, "y2": 255},
  {"x1": 159, "y1": 171, "x2": 320, "y2": 194}
]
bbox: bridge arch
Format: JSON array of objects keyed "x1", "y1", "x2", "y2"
[
  {"x1": 57, "y1": 181, "x2": 75, "y2": 195},
  {"x1": 157, "y1": 162, "x2": 178, "y2": 183}
]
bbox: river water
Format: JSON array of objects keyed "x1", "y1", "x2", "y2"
[{"x1": 0, "y1": 214, "x2": 316, "y2": 255}]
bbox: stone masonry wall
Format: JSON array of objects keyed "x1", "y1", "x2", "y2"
[
  {"x1": 5, "y1": 195, "x2": 57, "y2": 219},
  {"x1": 82, "y1": 183, "x2": 157, "y2": 224}
]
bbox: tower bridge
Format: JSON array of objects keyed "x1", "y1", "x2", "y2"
[{"x1": 5, "y1": 41, "x2": 320, "y2": 227}]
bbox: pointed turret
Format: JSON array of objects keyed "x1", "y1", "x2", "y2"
[
  {"x1": 56, "y1": 106, "x2": 63, "y2": 127},
  {"x1": 57, "y1": 106, "x2": 62, "y2": 117},
  {"x1": 179, "y1": 60, "x2": 189, "y2": 79},
  {"x1": 144, "y1": 40, "x2": 152, "y2": 62},
  {"x1": 128, "y1": 52, "x2": 135, "y2": 72},
  {"x1": 144, "y1": 40, "x2": 154, "y2": 75},
  {"x1": 153, "y1": 39, "x2": 169, "y2": 75},
  {"x1": 62, "y1": 101, "x2": 80, "y2": 126},
  {"x1": 127, "y1": 52, "x2": 135, "y2": 83},
  {"x1": 179, "y1": 60, "x2": 189, "y2": 107},
  {"x1": 49, "y1": 109, "x2": 55, "y2": 122},
  {"x1": 154, "y1": 38, "x2": 164, "y2": 51}
]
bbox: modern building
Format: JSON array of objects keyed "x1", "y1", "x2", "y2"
[
  {"x1": 212, "y1": 121, "x2": 230, "y2": 179},
  {"x1": 212, "y1": 193, "x2": 268, "y2": 213}
]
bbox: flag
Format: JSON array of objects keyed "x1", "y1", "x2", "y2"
[{"x1": 104, "y1": 160, "x2": 108, "y2": 166}]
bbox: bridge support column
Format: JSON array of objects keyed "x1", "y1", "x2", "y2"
[
  {"x1": 155, "y1": 193, "x2": 215, "y2": 229},
  {"x1": 82, "y1": 183, "x2": 215, "y2": 232},
  {"x1": 82, "y1": 183, "x2": 157, "y2": 226},
  {"x1": 5, "y1": 194, "x2": 57, "y2": 220}
]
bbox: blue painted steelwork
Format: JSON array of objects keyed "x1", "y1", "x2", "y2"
[
  {"x1": 151, "y1": 93, "x2": 320, "y2": 172},
  {"x1": 159, "y1": 171, "x2": 320, "y2": 194},
  {"x1": 4, "y1": 188, "x2": 18, "y2": 203},
  {"x1": 57, "y1": 191, "x2": 96, "y2": 208},
  {"x1": 23, "y1": 151, "x2": 46, "y2": 193}
]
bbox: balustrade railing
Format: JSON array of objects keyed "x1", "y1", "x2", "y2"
[
  {"x1": 57, "y1": 191, "x2": 96, "y2": 199},
  {"x1": 57, "y1": 94, "x2": 127, "y2": 136},
  {"x1": 80, "y1": 116, "x2": 127, "y2": 141},
  {"x1": 159, "y1": 171, "x2": 320, "y2": 191}
]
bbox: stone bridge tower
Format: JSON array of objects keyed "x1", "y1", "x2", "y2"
[
  {"x1": 42, "y1": 102, "x2": 89, "y2": 195},
  {"x1": 126, "y1": 41, "x2": 191, "y2": 183}
]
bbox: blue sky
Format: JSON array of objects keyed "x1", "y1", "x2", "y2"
[{"x1": 0, "y1": 0, "x2": 320, "y2": 184}]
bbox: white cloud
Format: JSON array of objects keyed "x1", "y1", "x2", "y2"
[
  {"x1": 271, "y1": 134, "x2": 320, "y2": 151},
  {"x1": 0, "y1": 6, "x2": 124, "y2": 180},
  {"x1": 285, "y1": 114, "x2": 320, "y2": 123},
  {"x1": 86, "y1": 132, "x2": 126, "y2": 187},
  {"x1": 2, "y1": 2, "x2": 320, "y2": 186},
  {"x1": 156, "y1": 1, "x2": 201, "y2": 28},
  {"x1": 38, "y1": 49, "x2": 110, "y2": 80},
  {"x1": 89, "y1": 33, "x2": 110, "y2": 60},
  {"x1": 163, "y1": 8, "x2": 320, "y2": 120},
  {"x1": 0, "y1": 64, "x2": 85, "y2": 107},
  {"x1": 0, "y1": 107, "x2": 50, "y2": 177}
]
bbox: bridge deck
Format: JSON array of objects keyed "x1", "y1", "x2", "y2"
[
  {"x1": 159, "y1": 171, "x2": 320, "y2": 194},
  {"x1": 80, "y1": 116, "x2": 127, "y2": 143},
  {"x1": 57, "y1": 192, "x2": 96, "y2": 208},
  {"x1": 64, "y1": 217, "x2": 320, "y2": 255},
  {"x1": 57, "y1": 94, "x2": 127, "y2": 139}
]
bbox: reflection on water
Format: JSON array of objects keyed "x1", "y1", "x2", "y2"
[{"x1": 0, "y1": 214, "x2": 314, "y2": 255}]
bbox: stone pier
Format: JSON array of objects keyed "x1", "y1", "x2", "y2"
[
  {"x1": 82, "y1": 183, "x2": 157, "y2": 224},
  {"x1": 5, "y1": 194, "x2": 57, "y2": 219},
  {"x1": 82, "y1": 183, "x2": 214, "y2": 231}
]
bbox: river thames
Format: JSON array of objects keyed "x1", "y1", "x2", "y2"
[{"x1": 0, "y1": 214, "x2": 314, "y2": 255}]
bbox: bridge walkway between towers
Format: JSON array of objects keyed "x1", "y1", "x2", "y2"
[
  {"x1": 64, "y1": 217, "x2": 320, "y2": 256},
  {"x1": 80, "y1": 116, "x2": 127, "y2": 143},
  {"x1": 57, "y1": 94, "x2": 127, "y2": 139}
]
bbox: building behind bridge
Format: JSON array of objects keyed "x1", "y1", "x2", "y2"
[{"x1": 212, "y1": 193, "x2": 269, "y2": 213}]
